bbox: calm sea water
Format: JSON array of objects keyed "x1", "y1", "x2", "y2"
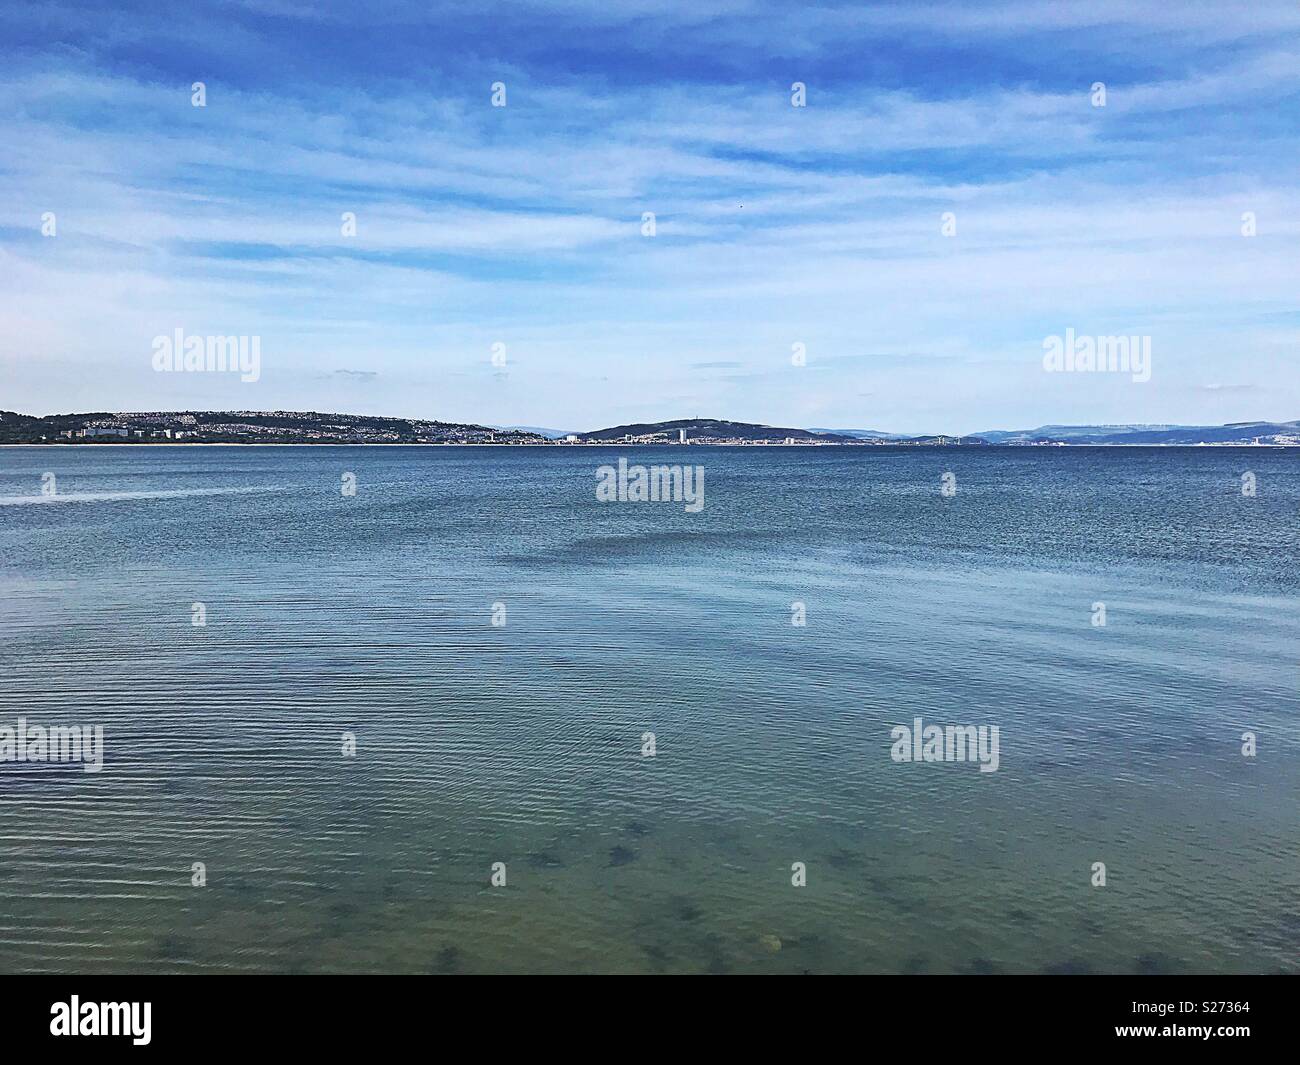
[{"x1": 0, "y1": 445, "x2": 1296, "y2": 974}]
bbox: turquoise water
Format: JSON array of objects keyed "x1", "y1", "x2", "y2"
[{"x1": 0, "y1": 445, "x2": 1296, "y2": 973}]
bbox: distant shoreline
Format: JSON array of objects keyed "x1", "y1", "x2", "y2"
[
  {"x1": 2, "y1": 442, "x2": 1296, "y2": 449},
  {"x1": 6, "y1": 412, "x2": 1296, "y2": 448}
]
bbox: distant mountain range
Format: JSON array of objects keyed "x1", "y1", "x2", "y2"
[
  {"x1": 969, "y1": 421, "x2": 1300, "y2": 445},
  {"x1": 817, "y1": 421, "x2": 1300, "y2": 446},
  {"x1": 491, "y1": 424, "x2": 576, "y2": 439},
  {"x1": 2, "y1": 411, "x2": 1297, "y2": 446},
  {"x1": 810, "y1": 428, "x2": 904, "y2": 440}
]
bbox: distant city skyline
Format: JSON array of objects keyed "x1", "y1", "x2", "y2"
[
  {"x1": 4, "y1": 408, "x2": 1297, "y2": 448},
  {"x1": 2, "y1": 1, "x2": 1298, "y2": 434}
]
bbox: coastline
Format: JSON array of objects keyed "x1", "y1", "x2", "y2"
[{"x1": 2, "y1": 442, "x2": 1297, "y2": 449}]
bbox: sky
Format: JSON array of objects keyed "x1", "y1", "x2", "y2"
[{"x1": 1, "y1": 0, "x2": 1297, "y2": 434}]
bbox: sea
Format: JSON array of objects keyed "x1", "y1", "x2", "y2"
[{"x1": 0, "y1": 444, "x2": 1295, "y2": 973}]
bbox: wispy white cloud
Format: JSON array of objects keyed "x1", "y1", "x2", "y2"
[{"x1": 1, "y1": 1, "x2": 1298, "y2": 431}]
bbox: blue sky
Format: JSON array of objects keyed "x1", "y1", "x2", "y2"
[{"x1": 2, "y1": 0, "x2": 1298, "y2": 433}]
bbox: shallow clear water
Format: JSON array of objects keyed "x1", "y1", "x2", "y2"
[{"x1": 0, "y1": 444, "x2": 1296, "y2": 973}]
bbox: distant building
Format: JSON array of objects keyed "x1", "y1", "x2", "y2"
[
  {"x1": 565, "y1": 434, "x2": 580, "y2": 442},
  {"x1": 678, "y1": 428, "x2": 687, "y2": 443}
]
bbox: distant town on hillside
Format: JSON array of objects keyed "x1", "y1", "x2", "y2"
[{"x1": 2, "y1": 410, "x2": 1298, "y2": 447}]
